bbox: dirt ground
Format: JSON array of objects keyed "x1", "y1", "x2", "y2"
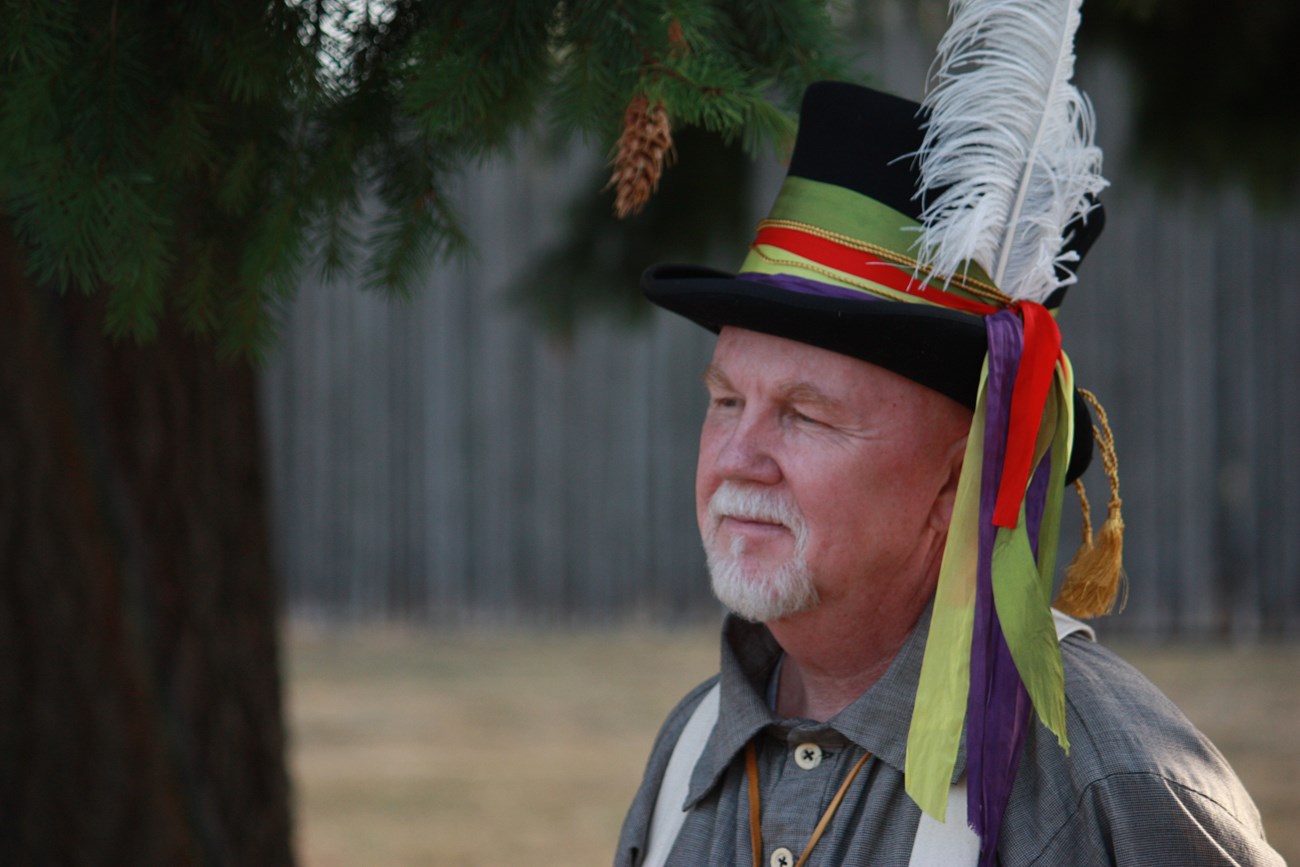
[{"x1": 286, "y1": 624, "x2": 1298, "y2": 866}]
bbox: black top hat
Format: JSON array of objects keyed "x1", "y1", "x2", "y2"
[{"x1": 641, "y1": 81, "x2": 1103, "y2": 481}]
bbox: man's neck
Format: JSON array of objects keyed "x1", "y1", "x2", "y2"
[{"x1": 766, "y1": 578, "x2": 934, "y2": 722}]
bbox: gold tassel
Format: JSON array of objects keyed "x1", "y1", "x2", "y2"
[
  {"x1": 606, "y1": 94, "x2": 675, "y2": 219},
  {"x1": 1055, "y1": 388, "x2": 1127, "y2": 618}
]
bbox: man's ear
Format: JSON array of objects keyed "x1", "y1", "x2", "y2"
[{"x1": 928, "y1": 435, "x2": 968, "y2": 533}]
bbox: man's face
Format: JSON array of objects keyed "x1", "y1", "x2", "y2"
[{"x1": 697, "y1": 327, "x2": 971, "y2": 624}]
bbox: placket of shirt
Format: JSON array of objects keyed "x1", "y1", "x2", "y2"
[{"x1": 754, "y1": 721, "x2": 858, "y2": 867}]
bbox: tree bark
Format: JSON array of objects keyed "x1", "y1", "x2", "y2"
[{"x1": 0, "y1": 224, "x2": 294, "y2": 865}]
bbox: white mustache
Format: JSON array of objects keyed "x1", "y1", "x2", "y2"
[{"x1": 707, "y1": 482, "x2": 806, "y2": 537}]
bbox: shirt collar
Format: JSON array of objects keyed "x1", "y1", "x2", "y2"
[{"x1": 685, "y1": 603, "x2": 967, "y2": 807}]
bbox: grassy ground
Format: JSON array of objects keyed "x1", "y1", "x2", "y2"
[{"x1": 286, "y1": 623, "x2": 1299, "y2": 866}]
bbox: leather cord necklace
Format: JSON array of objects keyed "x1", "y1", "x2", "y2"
[{"x1": 744, "y1": 740, "x2": 873, "y2": 867}]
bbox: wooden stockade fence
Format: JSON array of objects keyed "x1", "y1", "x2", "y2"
[
  {"x1": 260, "y1": 144, "x2": 720, "y2": 624},
  {"x1": 260, "y1": 25, "x2": 1300, "y2": 637}
]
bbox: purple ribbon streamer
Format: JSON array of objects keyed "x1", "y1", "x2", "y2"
[{"x1": 967, "y1": 310, "x2": 1032, "y2": 867}]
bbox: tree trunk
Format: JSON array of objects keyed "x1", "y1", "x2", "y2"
[{"x1": 0, "y1": 224, "x2": 294, "y2": 865}]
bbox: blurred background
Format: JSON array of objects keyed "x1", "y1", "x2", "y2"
[
  {"x1": 3, "y1": 0, "x2": 1297, "y2": 865},
  {"x1": 265, "y1": 6, "x2": 1300, "y2": 638}
]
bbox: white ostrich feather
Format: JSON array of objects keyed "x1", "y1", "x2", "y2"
[{"x1": 914, "y1": 0, "x2": 1108, "y2": 303}]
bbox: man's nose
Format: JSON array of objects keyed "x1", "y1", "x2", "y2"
[{"x1": 712, "y1": 413, "x2": 782, "y2": 485}]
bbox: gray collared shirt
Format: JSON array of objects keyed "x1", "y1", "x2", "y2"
[{"x1": 615, "y1": 609, "x2": 1284, "y2": 866}]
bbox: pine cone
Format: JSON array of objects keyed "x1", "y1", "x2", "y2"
[
  {"x1": 667, "y1": 18, "x2": 686, "y2": 55},
  {"x1": 606, "y1": 94, "x2": 674, "y2": 219}
]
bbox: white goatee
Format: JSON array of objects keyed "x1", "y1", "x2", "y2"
[{"x1": 704, "y1": 482, "x2": 819, "y2": 623}]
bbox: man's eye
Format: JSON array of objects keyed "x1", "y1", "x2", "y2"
[{"x1": 710, "y1": 396, "x2": 740, "y2": 409}]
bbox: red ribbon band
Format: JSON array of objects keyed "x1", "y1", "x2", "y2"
[{"x1": 752, "y1": 226, "x2": 1002, "y2": 317}]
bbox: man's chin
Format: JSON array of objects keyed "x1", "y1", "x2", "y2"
[
  {"x1": 708, "y1": 558, "x2": 819, "y2": 623},
  {"x1": 717, "y1": 593, "x2": 820, "y2": 625}
]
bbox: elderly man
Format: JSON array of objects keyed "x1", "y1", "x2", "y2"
[{"x1": 613, "y1": 80, "x2": 1283, "y2": 867}]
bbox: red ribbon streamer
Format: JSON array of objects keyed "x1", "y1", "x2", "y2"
[
  {"x1": 992, "y1": 302, "x2": 1062, "y2": 528},
  {"x1": 752, "y1": 226, "x2": 1001, "y2": 316}
]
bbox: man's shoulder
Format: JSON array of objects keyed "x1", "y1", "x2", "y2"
[
  {"x1": 650, "y1": 676, "x2": 721, "y2": 754},
  {"x1": 1051, "y1": 635, "x2": 1255, "y2": 799},
  {"x1": 1057, "y1": 635, "x2": 1226, "y2": 776},
  {"x1": 1001, "y1": 635, "x2": 1281, "y2": 866},
  {"x1": 625, "y1": 675, "x2": 722, "y2": 804},
  {"x1": 1014, "y1": 634, "x2": 1231, "y2": 807},
  {"x1": 614, "y1": 675, "x2": 720, "y2": 867}
]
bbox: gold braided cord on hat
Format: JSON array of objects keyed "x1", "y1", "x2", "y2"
[
  {"x1": 1055, "y1": 388, "x2": 1127, "y2": 618},
  {"x1": 757, "y1": 218, "x2": 1014, "y2": 306}
]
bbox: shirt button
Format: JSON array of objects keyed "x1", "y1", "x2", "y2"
[
  {"x1": 793, "y1": 742, "x2": 823, "y2": 770},
  {"x1": 770, "y1": 847, "x2": 795, "y2": 867}
]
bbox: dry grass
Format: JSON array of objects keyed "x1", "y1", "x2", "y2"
[{"x1": 286, "y1": 624, "x2": 1299, "y2": 866}]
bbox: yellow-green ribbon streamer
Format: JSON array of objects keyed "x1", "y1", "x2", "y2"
[
  {"x1": 990, "y1": 365, "x2": 1074, "y2": 751},
  {"x1": 906, "y1": 364, "x2": 988, "y2": 821}
]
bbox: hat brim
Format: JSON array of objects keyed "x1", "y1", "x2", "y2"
[
  {"x1": 643, "y1": 263, "x2": 1094, "y2": 483},
  {"x1": 642, "y1": 263, "x2": 988, "y2": 408}
]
